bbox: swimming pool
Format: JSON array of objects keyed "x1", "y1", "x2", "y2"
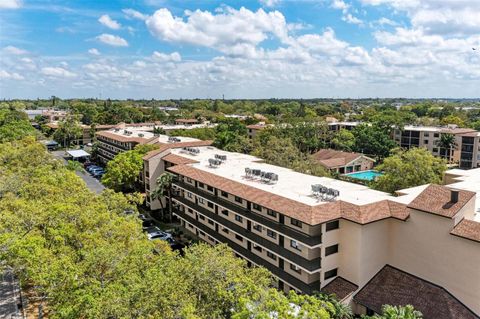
[{"x1": 345, "y1": 170, "x2": 383, "y2": 181}]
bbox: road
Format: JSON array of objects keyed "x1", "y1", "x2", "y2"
[
  {"x1": 51, "y1": 150, "x2": 105, "y2": 194},
  {"x1": 0, "y1": 271, "x2": 23, "y2": 319}
]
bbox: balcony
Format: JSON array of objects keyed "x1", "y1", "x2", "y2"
[
  {"x1": 172, "y1": 180, "x2": 322, "y2": 246},
  {"x1": 173, "y1": 208, "x2": 321, "y2": 294}
]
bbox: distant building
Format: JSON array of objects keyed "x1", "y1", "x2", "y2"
[
  {"x1": 311, "y1": 149, "x2": 375, "y2": 174},
  {"x1": 175, "y1": 118, "x2": 199, "y2": 125},
  {"x1": 246, "y1": 122, "x2": 273, "y2": 139}
]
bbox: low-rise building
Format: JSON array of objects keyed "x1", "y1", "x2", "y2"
[
  {"x1": 175, "y1": 118, "x2": 199, "y2": 125},
  {"x1": 142, "y1": 145, "x2": 480, "y2": 317},
  {"x1": 246, "y1": 122, "x2": 273, "y2": 139},
  {"x1": 311, "y1": 149, "x2": 375, "y2": 174}
]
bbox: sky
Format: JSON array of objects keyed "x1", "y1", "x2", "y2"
[{"x1": 0, "y1": 0, "x2": 479, "y2": 99}]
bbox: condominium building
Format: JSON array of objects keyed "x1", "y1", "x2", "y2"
[
  {"x1": 96, "y1": 126, "x2": 210, "y2": 164},
  {"x1": 142, "y1": 145, "x2": 480, "y2": 318},
  {"x1": 311, "y1": 149, "x2": 375, "y2": 174}
]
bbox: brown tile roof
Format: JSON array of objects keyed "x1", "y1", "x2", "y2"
[
  {"x1": 440, "y1": 128, "x2": 477, "y2": 135},
  {"x1": 162, "y1": 153, "x2": 199, "y2": 165},
  {"x1": 175, "y1": 118, "x2": 198, "y2": 123},
  {"x1": 451, "y1": 219, "x2": 480, "y2": 243},
  {"x1": 321, "y1": 277, "x2": 358, "y2": 300},
  {"x1": 166, "y1": 164, "x2": 409, "y2": 225},
  {"x1": 354, "y1": 265, "x2": 479, "y2": 319},
  {"x1": 142, "y1": 140, "x2": 213, "y2": 160},
  {"x1": 96, "y1": 130, "x2": 148, "y2": 143},
  {"x1": 407, "y1": 185, "x2": 475, "y2": 218},
  {"x1": 312, "y1": 149, "x2": 374, "y2": 168}
]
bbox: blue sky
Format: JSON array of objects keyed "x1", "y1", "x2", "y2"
[{"x1": 0, "y1": 0, "x2": 479, "y2": 99}]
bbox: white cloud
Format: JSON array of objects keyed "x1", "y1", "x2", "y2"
[
  {"x1": 95, "y1": 34, "x2": 128, "y2": 47},
  {"x1": 342, "y1": 13, "x2": 363, "y2": 25},
  {"x1": 145, "y1": 7, "x2": 289, "y2": 57},
  {"x1": 0, "y1": 0, "x2": 22, "y2": 9},
  {"x1": 41, "y1": 67, "x2": 76, "y2": 78},
  {"x1": 152, "y1": 51, "x2": 182, "y2": 62},
  {"x1": 331, "y1": 0, "x2": 349, "y2": 11},
  {"x1": 0, "y1": 70, "x2": 24, "y2": 80},
  {"x1": 296, "y1": 28, "x2": 349, "y2": 55},
  {"x1": 3, "y1": 45, "x2": 28, "y2": 55},
  {"x1": 88, "y1": 48, "x2": 100, "y2": 55},
  {"x1": 259, "y1": 0, "x2": 280, "y2": 8},
  {"x1": 122, "y1": 8, "x2": 148, "y2": 20},
  {"x1": 376, "y1": 17, "x2": 397, "y2": 26},
  {"x1": 98, "y1": 14, "x2": 121, "y2": 30}
]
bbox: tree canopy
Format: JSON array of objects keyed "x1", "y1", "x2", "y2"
[{"x1": 371, "y1": 148, "x2": 447, "y2": 193}]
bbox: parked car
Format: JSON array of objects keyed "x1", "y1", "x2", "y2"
[
  {"x1": 145, "y1": 226, "x2": 173, "y2": 241},
  {"x1": 123, "y1": 208, "x2": 136, "y2": 216},
  {"x1": 142, "y1": 219, "x2": 154, "y2": 230},
  {"x1": 92, "y1": 170, "x2": 104, "y2": 178},
  {"x1": 87, "y1": 165, "x2": 101, "y2": 173},
  {"x1": 83, "y1": 162, "x2": 95, "y2": 169},
  {"x1": 90, "y1": 167, "x2": 104, "y2": 175}
]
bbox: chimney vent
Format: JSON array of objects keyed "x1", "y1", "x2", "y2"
[{"x1": 450, "y1": 190, "x2": 459, "y2": 203}]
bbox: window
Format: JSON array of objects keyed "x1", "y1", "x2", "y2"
[
  {"x1": 207, "y1": 201, "x2": 214, "y2": 209},
  {"x1": 424, "y1": 140, "x2": 429, "y2": 144},
  {"x1": 222, "y1": 227, "x2": 229, "y2": 234},
  {"x1": 235, "y1": 234, "x2": 243, "y2": 242},
  {"x1": 187, "y1": 177, "x2": 192, "y2": 183},
  {"x1": 434, "y1": 133, "x2": 439, "y2": 138},
  {"x1": 207, "y1": 185, "x2": 214, "y2": 192},
  {"x1": 198, "y1": 182, "x2": 204, "y2": 188},
  {"x1": 199, "y1": 215, "x2": 205, "y2": 220},
  {"x1": 290, "y1": 218, "x2": 302, "y2": 228},
  {"x1": 267, "y1": 251, "x2": 277, "y2": 260},
  {"x1": 208, "y1": 219, "x2": 214, "y2": 225},
  {"x1": 253, "y1": 224, "x2": 262, "y2": 232},
  {"x1": 326, "y1": 220, "x2": 339, "y2": 231},
  {"x1": 424, "y1": 132, "x2": 429, "y2": 137},
  {"x1": 252, "y1": 203, "x2": 262, "y2": 211},
  {"x1": 325, "y1": 244, "x2": 339, "y2": 256},
  {"x1": 188, "y1": 208, "x2": 193, "y2": 213},
  {"x1": 267, "y1": 209, "x2": 277, "y2": 218},
  {"x1": 433, "y1": 148, "x2": 438, "y2": 153},
  {"x1": 253, "y1": 244, "x2": 262, "y2": 252},
  {"x1": 199, "y1": 230, "x2": 205, "y2": 236},
  {"x1": 208, "y1": 236, "x2": 215, "y2": 242},
  {"x1": 221, "y1": 191, "x2": 228, "y2": 197},
  {"x1": 187, "y1": 192, "x2": 193, "y2": 198},
  {"x1": 267, "y1": 229, "x2": 277, "y2": 239},
  {"x1": 221, "y1": 209, "x2": 229, "y2": 216},
  {"x1": 290, "y1": 240, "x2": 302, "y2": 251},
  {"x1": 324, "y1": 268, "x2": 338, "y2": 280},
  {"x1": 235, "y1": 215, "x2": 243, "y2": 222},
  {"x1": 290, "y1": 264, "x2": 302, "y2": 274},
  {"x1": 198, "y1": 197, "x2": 204, "y2": 204},
  {"x1": 235, "y1": 196, "x2": 243, "y2": 203}
]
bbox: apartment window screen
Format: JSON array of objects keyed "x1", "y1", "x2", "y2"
[
  {"x1": 325, "y1": 244, "x2": 339, "y2": 256},
  {"x1": 267, "y1": 251, "x2": 277, "y2": 260},
  {"x1": 324, "y1": 268, "x2": 338, "y2": 280},
  {"x1": 267, "y1": 229, "x2": 277, "y2": 239},
  {"x1": 290, "y1": 264, "x2": 302, "y2": 274},
  {"x1": 290, "y1": 240, "x2": 302, "y2": 251},
  {"x1": 290, "y1": 218, "x2": 302, "y2": 228},
  {"x1": 326, "y1": 220, "x2": 339, "y2": 231},
  {"x1": 267, "y1": 209, "x2": 277, "y2": 217},
  {"x1": 252, "y1": 203, "x2": 262, "y2": 211},
  {"x1": 235, "y1": 215, "x2": 243, "y2": 222},
  {"x1": 235, "y1": 196, "x2": 243, "y2": 203}
]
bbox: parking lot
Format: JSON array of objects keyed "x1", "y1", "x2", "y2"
[{"x1": 50, "y1": 151, "x2": 105, "y2": 194}]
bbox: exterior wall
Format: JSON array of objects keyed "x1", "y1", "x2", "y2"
[
  {"x1": 144, "y1": 149, "x2": 170, "y2": 210},
  {"x1": 284, "y1": 260, "x2": 320, "y2": 284},
  {"x1": 284, "y1": 216, "x2": 322, "y2": 237},
  {"x1": 389, "y1": 210, "x2": 480, "y2": 314}
]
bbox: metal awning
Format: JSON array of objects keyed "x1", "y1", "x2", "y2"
[{"x1": 66, "y1": 149, "x2": 90, "y2": 158}]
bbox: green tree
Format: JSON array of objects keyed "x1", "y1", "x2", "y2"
[
  {"x1": 440, "y1": 115, "x2": 465, "y2": 127},
  {"x1": 372, "y1": 148, "x2": 447, "y2": 193},
  {"x1": 332, "y1": 129, "x2": 355, "y2": 152},
  {"x1": 0, "y1": 107, "x2": 38, "y2": 142},
  {"x1": 363, "y1": 305, "x2": 422, "y2": 319},
  {"x1": 353, "y1": 124, "x2": 397, "y2": 159},
  {"x1": 52, "y1": 116, "x2": 83, "y2": 148},
  {"x1": 151, "y1": 172, "x2": 174, "y2": 221},
  {"x1": 435, "y1": 133, "x2": 457, "y2": 163},
  {"x1": 102, "y1": 144, "x2": 158, "y2": 192}
]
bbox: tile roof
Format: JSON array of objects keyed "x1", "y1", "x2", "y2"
[
  {"x1": 143, "y1": 140, "x2": 213, "y2": 160},
  {"x1": 312, "y1": 149, "x2": 373, "y2": 168},
  {"x1": 96, "y1": 130, "x2": 148, "y2": 143},
  {"x1": 407, "y1": 184, "x2": 475, "y2": 218},
  {"x1": 354, "y1": 265, "x2": 479, "y2": 319},
  {"x1": 162, "y1": 153, "x2": 199, "y2": 165},
  {"x1": 246, "y1": 124, "x2": 268, "y2": 130},
  {"x1": 167, "y1": 164, "x2": 409, "y2": 225},
  {"x1": 321, "y1": 277, "x2": 358, "y2": 300},
  {"x1": 175, "y1": 118, "x2": 198, "y2": 123},
  {"x1": 451, "y1": 219, "x2": 480, "y2": 243}
]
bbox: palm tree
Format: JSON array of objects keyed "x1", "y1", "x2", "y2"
[
  {"x1": 314, "y1": 293, "x2": 353, "y2": 319},
  {"x1": 436, "y1": 133, "x2": 457, "y2": 163},
  {"x1": 151, "y1": 172, "x2": 174, "y2": 222},
  {"x1": 375, "y1": 305, "x2": 423, "y2": 319}
]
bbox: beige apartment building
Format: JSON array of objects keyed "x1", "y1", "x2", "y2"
[{"x1": 142, "y1": 145, "x2": 480, "y2": 318}]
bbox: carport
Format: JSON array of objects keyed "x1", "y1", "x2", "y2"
[{"x1": 66, "y1": 149, "x2": 90, "y2": 162}]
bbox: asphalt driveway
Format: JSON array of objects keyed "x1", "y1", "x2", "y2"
[{"x1": 51, "y1": 150, "x2": 105, "y2": 194}]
